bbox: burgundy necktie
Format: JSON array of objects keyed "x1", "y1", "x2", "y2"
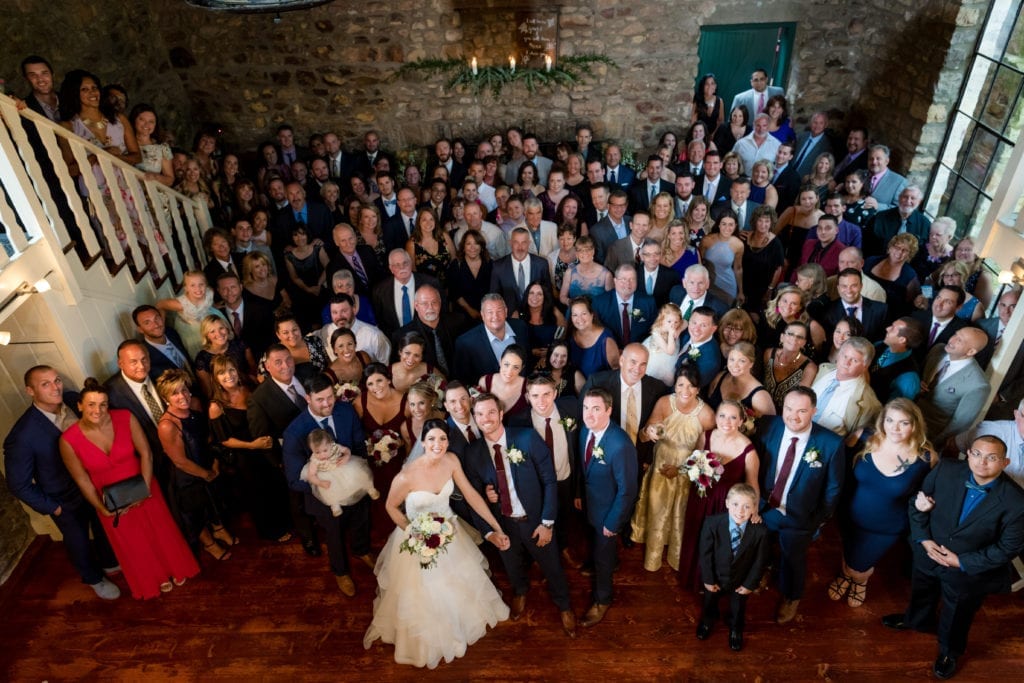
[
  {"x1": 466, "y1": 426, "x2": 476, "y2": 443},
  {"x1": 493, "y1": 444, "x2": 513, "y2": 516},
  {"x1": 768, "y1": 437, "x2": 799, "y2": 509},
  {"x1": 585, "y1": 433, "x2": 595, "y2": 467},
  {"x1": 232, "y1": 310, "x2": 242, "y2": 338},
  {"x1": 621, "y1": 302, "x2": 631, "y2": 344},
  {"x1": 544, "y1": 417, "x2": 554, "y2": 455}
]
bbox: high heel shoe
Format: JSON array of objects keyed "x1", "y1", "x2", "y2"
[
  {"x1": 211, "y1": 524, "x2": 239, "y2": 546},
  {"x1": 202, "y1": 540, "x2": 232, "y2": 561}
]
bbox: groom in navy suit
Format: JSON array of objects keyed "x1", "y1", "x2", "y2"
[
  {"x1": 464, "y1": 393, "x2": 577, "y2": 637},
  {"x1": 758, "y1": 386, "x2": 844, "y2": 624},
  {"x1": 576, "y1": 387, "x2": 639, "y2": 628}
]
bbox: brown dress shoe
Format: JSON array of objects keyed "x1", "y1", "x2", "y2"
[
  {"x1": 335, "y1": 574, "x2": 356, "y2": 597},
  {"x1": 510, "y1": 594, "x2": 527, "y2": 621},
  {"x1": 560, "y1": 610, "x2": 577, "y2": 638},
  {"x1": 580, "y1": 603, "x2": 609, "y2": 628},
  {"x1": 561, "y1": 548, "x2": 582, "y2": 569},
  {"x1": 357, "y1": 553, "x2": 377, "y2": 571},
  {"x1": 776, "y1": 598, "x2": 800, "y2": 624}
]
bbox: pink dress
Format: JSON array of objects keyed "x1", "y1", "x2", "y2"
[{"x1": 62, "y1": 410, "x2": 199, "y2": 599}]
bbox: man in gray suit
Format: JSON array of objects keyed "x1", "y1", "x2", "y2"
[
  {"x1": 792, "y1": 112, "x2": 835, "y2": 177},
  {"x1": 729, "y1": 68, "x2": 784, "y2": 119},
  {"x1": 864, "y1": 144, "x2": 908, "y2": 212},
  {"x1": 918, "y1": 327, "x2": 990, "y2": 444}
]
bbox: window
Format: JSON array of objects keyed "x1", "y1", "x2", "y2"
[{"x1": 927, "y1": 0, "x2": 1024, "y2": 236}]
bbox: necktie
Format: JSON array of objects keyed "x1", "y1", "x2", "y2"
[
  {"x1": 870, "y1": 174, "x2": 880, "y2": 192},
  {"x1": 772, "y1": 167, "x2": 782, "y2": 184},
  {"x1": 407, "y1": 216, "x2": 415, "y2": 234},
  {"x1": 836, "y1": 154, "x2": 852, "y2": 175},
  {"x1": 683, "y1": 299, "x2": 695, "y2": 321},
  {"x1": 625, "y1": 387, "x2": 639, "y2": 443},
  {"x1": 585, "y1": 433, "x2": 595, "y2": 467},
  {"x1": 731, "y1": 525, "x2": 742, "y2": 554},
  {"x1": 609, "y1": 168, "x2": 617, "y2": 185},
  {"x1": 757, "y1": 92, "x2": 765, "y2": 114},
  {"x1": 621, "y1": 302, "x2": 631, "y2": 344},
  {"x1": 898, "y1": 218, "x2": 908, "y2": 234},
  {"x1": 286, "y1": 384, "x2": 305, "y2": 409},
  {"x1": 768, "y1": 437, "x2": 799, "y2": 509},
  {"x1": 814, "y1": 378, "x2": 840, "y2": 420},
  {"x1": 634, "y1": 245, "x2": 642, "y2": 264},
  {"x1": 232, "y1": 310, "x2": 243, "y2": 338},
  {"x1": 794, "y1": 138, "x2": 812, "y2": 168},
  {"x1": 492, "y1": 444, "x2": 514, "y2": 516},
  {"x1": 332, "y1": 157, "x2": 340, "y2": 176},
  {"x1": 401, "y1": 284, "x2": 412, "y2": 325},
  {"x1": 928, "y1": 321, "x2": 940, "y2": 346},
  {"x1": 432, "y1": 327, "x2": 449, "y2": 376},
  {"x1": 846, "y1": 306, "x2": 857, "y2": 318},
  {"x1": 466, "y1": 426, "x2": 477, "y2": 443},
  {"x1": 165, "y1": 343, "x2": 186, "y2": 369},
  {"x1": 227, "y1": 262, "x2": 237, "y2": 276},
  {"x1": 544, "y1": 417, "x2": 554, "y2": 455},
  {"x1": 599, "y1": 209, "x2": 608, "y2": 221},
  {"x1": 350, "y1": 252, "x2": 368, "y2": 285},
  {"x1": 320, "y1": 417, "x2": 334, "y2": 439},
  {"x1": 646, "y1": 273, "x2": 655, "y2": 296},
  {"x1": 737, "y1": 205, "x2": 745, "y2": 229},
  {"x1": 650, "y1": 185, "x2": 657, "y2": 203},
  {"x1": 142, "y1": 382, "x2": 163, "y2": 423},
  {"x1": 932, "y1": 359, "x2": 950, "y2": 386},
  {"x1": 517, "y1": 262, "x2": 526, "y2": 295}
]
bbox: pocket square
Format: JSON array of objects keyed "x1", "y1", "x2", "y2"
[{"x1": 809, "y1": 461, "x2": 823, "y2": 468}]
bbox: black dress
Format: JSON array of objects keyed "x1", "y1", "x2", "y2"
[
  {"x1": 160, "y1": 410, "x2": 223, "y2": 546},
  {"x1": 446, "y1": 259, "x2": 493, "y2": 318},
  {"x1": 742, "y1": 238, "x2": 785, "y2": 315}
]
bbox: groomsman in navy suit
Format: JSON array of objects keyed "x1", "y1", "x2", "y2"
[
  {"x1": 758, "y1": 386, "x2": 844, "y2": 624},
  {"x1": 675, "y1": 306, "x2": 723, "y2": 391},
  {"x1": 576, "y1": 387, "x2": 638, "y2": 628},
  {"x1": 464, "y1": 393, "x2": 577, "y2": 637}
]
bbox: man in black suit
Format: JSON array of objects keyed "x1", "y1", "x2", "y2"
[
  {"x1": 418, "y1": 178, "x2": 453, "y2": 229},
  {"x1": 453, "y1": 294, "x2": 530, "y2": 384},
  {"x1": 824, "y1": 269, "x2": 889, "y2": 339},
  {"x1": 509, "y1": 375, "x2": 581, "y2": 569},
  {"x1": 326, "y1": 223, "x2": 385, "y2": 298},
  {"x1": 628, "y1": 155, "x2": 674, "y2": 213},
  {"x1": 636, "y1": 238, "x2": 677, "y2": 307},
  {"x1": 132, "y1": 305, "x2": 192, "y2": 379},
  {"x1": 575, "y1": 124, "x2": 602, "y2": 164},
  {"x1": 711, "y1": 178, "x2": 760, "y2": 231},
  {"x1": 699, "y1": 151, "x2": 731, "y2": 204},
  {"x1": 271, "y1": 182, "x2": 334, "y2": 253},
  {"x1": 464, "y1": 393, "x2": 577, "y2": 637},
  {"x1": 771, "y1": 143, "x2": 801, "y2": 211},
  {"x1": 432, "y1": 138, "x2": 466, "y2": 189},
  {"x1": 390, "y1": 284, "x2": 455, "y2": 377},
  {"x1": 247, "y1": 344, "x2": 320, "y2": 557},
  {"x1": 669, "y1": 263, "x2": 730, "y2": 321},
  {"x1": 883, "y1": 436, "x2": 1024, "y2": 679},
  {"x1": 833, "y1": 127, "x2": 870, "y2": 182},
  {"x1": 382, "y1": 187, "x2": 418, "y2": 253},
  {"x1": 215, "y1": 272, "x2": 277, "y2": 360},
  {"x1": 5, "y1": 365, "x2": 120, "y2": 600},
  {"x1": 353, "y1": 130, "x2": 392, "y2": 180},
  {"x1": 371, "y1": 249, "x2": 442, "y2": 338},
  {"x1": 866, "y1": 185, "x2": 930, "y2": 257},
  {"x1": 323, "y1": 132, "x2": 353, "y2": 187},
  {"x1": 105, "y1": 340, "x2": 169, "y2": 484},
  {"x1": 490, "y1": 227, "x2": 553, "y2": 313},
  {"x1": 276, "y1": 124, "x2": 309, "y2": 166},
  {"x1": 792, "y1": 112, "x2": 835, "y2": 177},
  {"x1": 910, "y1": 285, "x2": 967, "y2": 364}
]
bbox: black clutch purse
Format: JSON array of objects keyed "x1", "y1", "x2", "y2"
[{"x1": 101, "y1": 474, "x2": 150, "y2": 527}]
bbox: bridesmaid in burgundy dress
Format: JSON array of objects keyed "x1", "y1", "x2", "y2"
[
  {"x1": 677, "y1": 400, "x2": 761, "y2": 592},
  {"x1": 59, "y1": 379, "x2": 199, "y2": 599},
  {"x1": 354, "y1": 363, "x2": 407, "y2": 533}
]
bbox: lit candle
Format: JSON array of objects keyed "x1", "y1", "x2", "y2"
[
  {"x1": 509, "y1": 56, "x2": 516, "y2": 73},
  {"x1": 471, "y1": 57, "x2": 478, "y2": 76},
  {"x1": 545, "y1": 55, "x2": 552, "y2": 72}
]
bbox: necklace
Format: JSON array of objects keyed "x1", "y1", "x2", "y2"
[{"x1": 775, "y1": 350, "x2": 801, "y2": 367}]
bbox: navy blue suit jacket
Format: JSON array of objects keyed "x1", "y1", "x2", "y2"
[
  {"x1": 452, "y1": 319, "x2": 531, "y2": 385},
  {"x1": 143, "y1": 327, "x2": 191, "y2": 381},
  {"x1": 757, "y1": 418, "x2": 845, "y2": 531},
  {"x1": 281, "y1": 402, "x2": 367, "y2": 502},
  {"x1": 507, "y1": 397, "x2": 580, "y2": 487},
  {"x1": 667, "y1": 289, "x2": 730, "y2": 319},
  {"x1": 577, "y1": 423, "x2": 638, "y2": 532},
  {"x1": 4, "y1": 395, "x2": 82, "y2": 515},
  {"x1": 489, "y1": 254, "x2": 553, "y2": 312},
  {"x1": 591, "y1": 290, "x2": 656, "y2": 346},
  {"x1": 824, "y1": 297, "x2": 889, "y2": 340},
  {"x1": 463, "y1": 427, "x2": 558, "y2": 536},
  {"x1": 676, "y1": 335, "x2": 723, "y2": 390},
  {"x1": 606, "y1": 165, "x2": 636, "y2": 190}
]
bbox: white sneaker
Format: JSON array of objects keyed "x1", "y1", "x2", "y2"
[{"x1": 90, "y1": 578, "x2": 121, "y2": 600}]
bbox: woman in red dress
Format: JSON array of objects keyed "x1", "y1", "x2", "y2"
[{"x1": 59, "y1": 379, "x2": 198, "y2": 599}]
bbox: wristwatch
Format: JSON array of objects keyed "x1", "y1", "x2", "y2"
[{"x1": 541, "y1": 521, "x2": 554, "y2": 529}]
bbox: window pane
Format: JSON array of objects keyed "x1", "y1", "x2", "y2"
[
  {"x1": 962, "y1": 128, "x2": 999, "y2": 188},
  {"x1": 981, "y1": 66, "x2": 1023, "y2": 133},
  {"x1": 968, "y1": 195, "x2": 992, "y2": 239},
  {"x1": 984, "y1": 141, "x2": 1014, "y2": 195},
  {"x1": 964, "y1": 57, "x2": 999, "y2": 121},
  {"x1": 1005, "y1": 5, "x2": 1024, "y2": 70},
  {"x1": 979, "y1": 0, "x2": 1021, "y2": 61},
  {"x1": 944, "y1": 180, "x2": 981, "y2": 234},
  {"x1": 926, "y1": 165, "x2": 953, "y2": 216},
  {"x1": 941, "y1": 113, "x2": 974, "y2": 170},
  {"x1": 1008, "y1": 78, "x2": 1024, "y2": 141}
]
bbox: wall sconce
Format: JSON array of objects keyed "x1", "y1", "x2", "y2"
[
  {"x1": 17, "y1": 277, "x2": 52, "y2": 294},
  {"x1": 997, "y1": 258, "x2": 1024, "y2": 285},
  {"x1": 0, "y1": 331, "x2": 10, "y2": 346}
]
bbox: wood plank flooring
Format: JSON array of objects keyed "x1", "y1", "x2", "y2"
[{"x1": 1, "y1": 519, "x2": 1021, "y2": 682}]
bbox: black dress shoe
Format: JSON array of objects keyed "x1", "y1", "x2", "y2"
[
  {"x1": 934, "y1": 654, "x2": 958, "y2": 679},
  {"x1": 881, "y1": 613, "x2": 909, "y2": 630},
  {"x1": 695, "y1": 622, "x2": 712, "y2": 640},
  {"x1": 579, "y1": 562, "x2": 595, "y2": 576},
  {"x1": 621, "y1": 537, "x2": 635, "y2": 549},
  {"x1": 729, "y1": 629, "x2": 743, "y2": 651},
  {"x1": 302, "y1": 538, "x2": 322, "y2": 557}
]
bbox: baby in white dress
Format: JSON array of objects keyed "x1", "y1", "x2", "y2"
[{"x1": 302, "y1": 429, "x2": 379, "y2": 516}]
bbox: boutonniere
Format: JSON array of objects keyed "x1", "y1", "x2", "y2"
[
  {"x1": 631, "y1": 307, "x2": 645, "y2": 322},
  {"x1": 687, "y1": 346, "x2": 702, "y2": 360},
  {"x1": 803, "y1": 446, "x2": 823, "y2": 468},
  {"x1": 506, "y1": 445, "x2": 526, "y2": 465},
  {"x1": 559, "y1": 416, "x2": 577, "y2": 431},
  {"x1": 592, "y1": 445, "x2": 606, "y2": 464}
]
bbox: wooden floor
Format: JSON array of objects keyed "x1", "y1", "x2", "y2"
[{"x1": 1, "y1": 517, "x2": 1022, "y2": 682}]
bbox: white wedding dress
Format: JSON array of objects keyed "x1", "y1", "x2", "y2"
[{"x1": 363, "y1": 479, "x2": 509, "y2": 668}]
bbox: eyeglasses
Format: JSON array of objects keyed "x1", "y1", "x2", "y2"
[
  {"x1": 783, "y1": 331, "x2": 807, "y2": 340},
  {"x1": 609, "y1": 202, "x2": 628, "y2": 208},
  {"x1": 967, "y1": 449, "x2": 1006, "y2": 464}
]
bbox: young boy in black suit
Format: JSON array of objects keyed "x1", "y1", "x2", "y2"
[{"x1": 696, "y1": 483, "x2": 768, "y2": 651}]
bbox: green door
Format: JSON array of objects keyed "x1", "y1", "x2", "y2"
[{"x1": 697, "y1": 23, "x2": 796, "y2": 113}]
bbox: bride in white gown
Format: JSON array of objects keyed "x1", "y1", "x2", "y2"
[{"x1": 364, "y1": 419, "x2": 511, "y2": 668}]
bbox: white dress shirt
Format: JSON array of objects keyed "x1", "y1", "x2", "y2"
[{"x1": 774, "y1": 427, "x2": 811, "y2": 515}]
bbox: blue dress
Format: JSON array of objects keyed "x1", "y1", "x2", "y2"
[
  {"x1": 840, "y1": 452, "x2": 931, "y2": 571},
  {"x1": 569, "y1": 328, "x2": 614, "y2": 376}
]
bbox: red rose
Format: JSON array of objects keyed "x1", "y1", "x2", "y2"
[{"x1": 425, "y1": 535, "x2": 441, "y2": 548}]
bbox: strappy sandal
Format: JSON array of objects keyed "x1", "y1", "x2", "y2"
[
  {"x1": 202, "y1": 540, "x2": 232, "y2": 561},
  {"x1": 159, "y1": 581, "x2": 174, "y2": 593},
  {"x1": 211, "y1": 524, "x2": 239, "y2": 546},
  {"x1": 847, "y1": 580, "x2": 867, "y2": 607},
  {"x1": 172, "y1": 577, "x2": 187, "y2": 587},
  {"x1": 828, "y1": 573, "x2": 852, "y2": 601}
]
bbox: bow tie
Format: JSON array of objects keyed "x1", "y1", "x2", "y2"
[
  {"x1": 385, "y1": 198, "x2": 396, "y2": 206},
  {"x1": 965, "y1": 480, "x2": 991, "y2": 493}
]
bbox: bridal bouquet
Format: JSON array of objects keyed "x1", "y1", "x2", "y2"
[
  {"x1": 366, "y1": 428, "x2": 402, "y2": 467},
  {"x1": 401, "y1": 511, "x2": 456, "y2": 569},
  {"x1": 333, "y1": 381, "x2": 361, "y2": 403},
  {"x1": 683, "y1": 449, "x2": 725, "y2": 498}
]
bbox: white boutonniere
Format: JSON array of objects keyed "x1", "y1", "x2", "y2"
[
  {"x1": 559, "y1": 416, "x2": 577, "y2": 431},
  {"x1": 631, "y1": 307, "x2": 645, "y2": 322},
  {"x1": 592, "y1": 445, "x2": 606, "y2": 464},
  {"x1": 506, "y1": 445, "x2": 526, "y2": 465},
  {"x1": 687, "y1": 346, "x2": 702, "y2": 360},
  {"x1": 804, "y1": 446, "x2": 823, "y2": 468}
]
